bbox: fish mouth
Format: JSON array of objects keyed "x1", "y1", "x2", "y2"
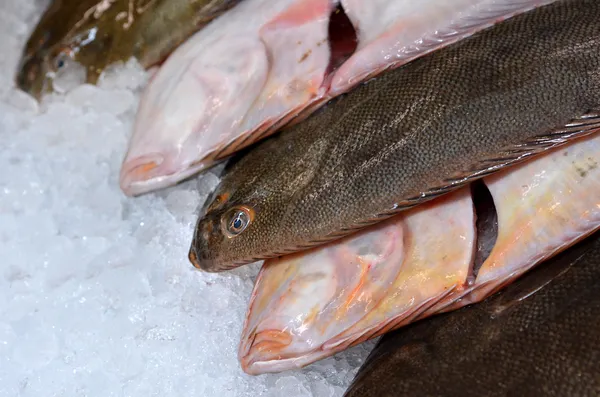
[
  {"x1": 239, "y1": 328, "x2": 310, "y2": 375},
  {"x1": 119, "y1": 153, "x2": 209, "y2": 196},
  {"x1": 188, "y1": 215, "x2": 230, "y2": 273},
  {"x1": 187, "y1": 240, "x2": 239, "y2": 273},
  {"x1": 15, "y1": 53, "x2": 49, "y2": 101}
]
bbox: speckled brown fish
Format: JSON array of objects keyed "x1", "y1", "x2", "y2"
[
  {"x1": 344, "y1": 230, "x2": 600, "y2": 397},
  {"x1": 238, "y1": 132, "x2": 600, "y2": 374},
  {"x1": 17, "y1": 0, "x2": 244, "y2": 100},
  {"x1": 189, "y1": 0, "x2": 600, "y2": 272}
]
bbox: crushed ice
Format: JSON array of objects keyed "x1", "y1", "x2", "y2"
[{"x1": 0, "y1": 1, "x2": 373, "y2": 396}]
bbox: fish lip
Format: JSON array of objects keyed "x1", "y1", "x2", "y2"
[
  {"x1": 188, "y1": 235, "x2": 257, "y2": 273},
  {"x1": 119, "y1": 154, "x2": 209, "y2": 196},
  {"x1": 186, "y1": 245, "x2": 229, "y2": 273},
  {"x1": 15, "y1": 53, "x2": 48, "y2": 101}
]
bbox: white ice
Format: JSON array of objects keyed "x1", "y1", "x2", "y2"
[{"x1": 0, "y1": 1, "x2": 374, "y2": 396}]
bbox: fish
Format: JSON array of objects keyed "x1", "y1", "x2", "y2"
[
  {"x1": 120, "y1": 0, "x2": 341, "y2": 195},
  {"x1": 237, "y1": 132, "x2": 600, "y2": 374},
  {"x1": 119, "y1": 0, "x2": 557, "y2": 196},
  {"x1": 189, "y1": 0, "x2": 600, "y2": 272},
  {"x1": 344, "y1": 230, "x2": 600, "y2": 397},
  {"x1": 16, "y1": 0, "x2": 244, "y2": 100}
]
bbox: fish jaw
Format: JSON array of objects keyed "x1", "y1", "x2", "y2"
[
  {"x1": 120, "y1": 34, "x2": 269, "y2": 196},
  {"x1": 239, "y1": 188, "x2": 475, "y2": 374},
  {"x1": 239, "y1": 215, "x2": 407, "y2": 374},
  {"x1": 330, "y1": 0, "x2": 559, "y2": 95}
]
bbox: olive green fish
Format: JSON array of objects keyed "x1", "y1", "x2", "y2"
[
  {"x1": 189, "y1": 0, "x2": 600, "y2": 272},
  {"x1": 17, "y1": 0, "x2": 244, "y2": 100},
  {"x1": 344, "y1": 231, "x2": 600, "y2": 397}
]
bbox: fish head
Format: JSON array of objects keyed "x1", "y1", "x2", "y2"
[
  {"x1": 118, "y1": 80, "x2": 219, "y2": 197},
  {"x1": 188, "y1": 128, "x2": 330, "y2": 272},
  {"x1": 119, "y1": 34, "x2": 271, "y2": 196},
  {"x1": 16, "y1": 0, "x2": 114, "y2": 99},
  {"x1": 188, "y1": 185, "x2": 266, "y2": 272},
  {"x1": 16, "y1": 42, "x2": 91, "y2": 99},
  {"x1": 238, "y1": 216, "x2": 406, "y2": 374}
]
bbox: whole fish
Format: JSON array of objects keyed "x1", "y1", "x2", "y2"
[
  {"x1": 120, "y1": 0, "x2": 556, "y2": 196},
  {"x1": 344, "y1": 231, "x2": 600, "y2": 397},
  {"x1": 189, "y1": 0, "x2": 600, "y2": 272},
  {"x1": 238, "y1": 132, "x2": 600, "y2": 374},
  {"x1": 17, "y1": 0, "x2": 244, "y2": 100}
]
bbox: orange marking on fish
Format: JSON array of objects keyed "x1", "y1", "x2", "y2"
[
  {"x1": 342, "y1": 257, "x2": 370, "y2": 312},
  {"x1": 188, "y1": 250, "x2": 200, "y2": 269},
  {"x1": 129, "y1": 161, "x2": 158, "y2": 178},
  {"x1": 251, "y1": 329, "x2": 293, "y2": 354},
  {"x1": 266, "y1": 0, "x2": 330, "y2": 29}
]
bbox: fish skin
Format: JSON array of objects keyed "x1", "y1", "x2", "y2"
[
  {"x1": 344, "y1": 230, "x2": 600, "y2": 397},
  {"x1": 237, "y1": 132, "x2": 600, "y2": 374},
  {"x1": 330, "y1": 0, "x2": 558, "y2": 95},
  {"x1": 434, "y1": 132, "x2": 600, "y2": 313},
  {"x1": 17, "y1": 0, "x2": 96, "y2": 97},
  {"x1": 16, "y1": 0, "x2": 244, "y2": 100},
  {"x1": 190, "y1": 0, "x2": 600, "y2": 272},
  {"x1": 120, "y1": 0, "x2": 556, "y2": 196},
  {"x1": 120, "y1": 0, "x2": 337, "y2": 196},
  {"x1": 239, "y1": 188, "x2": 475, "y2": 375}
]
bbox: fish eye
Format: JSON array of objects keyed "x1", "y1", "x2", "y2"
[
  {"x1": 53, "y1": 51, "x2": 70, "y2": 70},
  {"x1": 222, "y1": 207, "x2": 253, "y2": 238}
]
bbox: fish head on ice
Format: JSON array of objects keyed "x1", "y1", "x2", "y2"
[
  {"x1": 17, "y1": 42, "x2": 91, "y2": 100},
  {"x1": 238, "y1": 216, "x2": 406, "y2": 374},
  {"x1": 188, "y1": 123, "x2": 333, "y2": 272},
  {"x1": 16, "y1": 0, "x2": 150, "y2": 99},
  {"x1": 188, "y1": 180, "x2": 268, "y2": 272},
  {"x1": 119, "y1": 32, "x2": 271, "y2": 196}
]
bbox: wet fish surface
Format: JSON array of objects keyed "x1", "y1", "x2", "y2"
[
  {"x1": 121, "y1": 0, "x2": 556, "y2": 196},
  {"x1": 344, "y1": 230, "x2": 600, "y2": 397},
  {"x1": 17, "y1": 0, "x2": 244, "y2": 99},
  {"x1": 190, "y1": 0, "x2": 600, "y2": 272},
  {"x1": 238, "y1": 132, "x2": 600, "y2": 374},
  {"x1": 120, "y1": 0, "x2": 335, "y2": 195}
]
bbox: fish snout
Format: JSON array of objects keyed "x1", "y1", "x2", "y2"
[
  {"x1": 16, "y1": 54, "x2": 47, "y2": 100},
  {"x1": 188, "y1": 214, "x2": 225, "y2": 272},
  {"x1": 119, "y1": 153, "x2": 166, "y2": 196},
  {"x1": 239, "y1": 329, "x2": 294, "y2": 375}
]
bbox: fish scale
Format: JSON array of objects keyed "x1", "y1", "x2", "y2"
[{"x1": 191, "y1": 0, "x2": 600, "y2": 272}]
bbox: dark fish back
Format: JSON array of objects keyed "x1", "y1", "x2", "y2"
[
  {"x1": 216, "y1": 0, "x2": 600, "y2": 261},
  {"x1": 344, "y1": 231, "x2": 600, "y2": 397}
]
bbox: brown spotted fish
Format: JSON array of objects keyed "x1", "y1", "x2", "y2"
[
  {"x1": 239, "y1": 131, "x2": 600, "y2": 374},
  {"x1": 16, "y1": 0, "x2": 244, "y2": 100},
  {"x1": 189, "y1": 0, "x2": 600, "y2": 272},
  {"x1": 120, "y1": 0, "x2": 556, "y2": 196}
]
